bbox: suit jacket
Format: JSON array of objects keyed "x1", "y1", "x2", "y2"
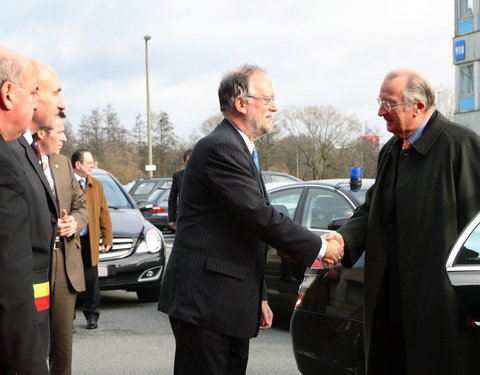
[
  {"x1": 159, "y1": 119, "x2": 322, "y2": 339},
  {"x1": 84, "y1": 176, "x2": 113, "y2": 267},
  {"x1": 50, "y1": 154, "x2": 88, "y2": 292},
  {"x1": 0, "y1": 136, "x2": 49, "y2": 375},
  {"x1": 7, "y1": 136, "x2": 58, "y2": 272},
  {"x1": 338, "y1": 111, "x2": 480, "y2": 374},
  {"x1": 167, "y1": 169, "x2": 184, "y2": 223}
]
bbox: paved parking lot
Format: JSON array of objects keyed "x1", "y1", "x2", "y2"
[{"x1": 72, "y1": 290, "x2": 300, "y2": 375}]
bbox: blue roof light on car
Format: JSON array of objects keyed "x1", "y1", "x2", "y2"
[{"x1": 350, "y1": 167, "x2": 362, "y2": 192}]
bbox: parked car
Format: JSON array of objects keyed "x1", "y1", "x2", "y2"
[
  {"x1": 139, "y1": 187, "x2": 173, "y2": 234},
  {"x1": 91, "y1": 168, "x2": 166, "y2": 302},
  {"x1": 265, "y1": 179, "x2": 374, "y2": 317},
  {"x1": 262, "y1": 171, "x2": 302, "y2": 185},
  {"x1": 290, "y1": 191, "x2": 480, "y2": 374},
  {"x1": 127, "y1": 177, "x2": 172, "y2": 202}
]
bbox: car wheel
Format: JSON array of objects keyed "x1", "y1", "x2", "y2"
[{"x1": 136, "y1": 286, "x2": 160, "y2": 302}]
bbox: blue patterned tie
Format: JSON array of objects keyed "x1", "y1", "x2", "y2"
[{"x1": 252, "y1": 147, "x2": 260, "y2": 173}]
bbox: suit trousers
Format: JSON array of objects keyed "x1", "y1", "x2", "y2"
[
  {"x1": 49, "y1": 246, "x2": 77, "y2": 375},
  {"x1": 169, "y1": 317, "x2": 250, "y2": 375},
  {"x1": 80, "y1": 234, "x2": 100, "y2": 322}
]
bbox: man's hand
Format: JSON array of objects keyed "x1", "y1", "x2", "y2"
[
  {"x1": 325, "y1": 231, "x2": 344, "y2": 248},
  {"x1": 100, "y1": 244, "x2": 112, "y2": 253},
  {"x1": 57, "y1": 209, "x2": 78, "y2": 237},
  {"x1": 169, "y1": 222, "x2": 177, "y2": 230},
  {"x1": 259, "y1": 301, "x2": 273, "y2": 330},
  {"x1": 321, "y1": 232, "x2": 344, "y2": 266}
]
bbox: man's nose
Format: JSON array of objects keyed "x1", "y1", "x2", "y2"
[{"x1": 58, "y1": 96, "x2": 66, "y2": 110}]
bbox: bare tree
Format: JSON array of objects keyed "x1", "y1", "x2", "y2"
[
  {"x1": 278, "y1": 105, "x2": 362, "y2": 179},
  {"x1": 435, "y1": 86, "x2": 455, "y2": 121},
  {"x1": 61, "y1": 117, "x2": 78, "y2": 158},
  {"x1": 198, "y1": 113, "x2": 223, "y2": 136},
  {"x1": 152, "y1": 111, "x2": 177, "y2": 176},
  {"x1": 77, "y1": 108, "x2": 104, "y2": 161}
]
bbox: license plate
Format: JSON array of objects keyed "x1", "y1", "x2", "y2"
[{"x1": 98, "y1": 265, "x2": 108, "y2": 277}]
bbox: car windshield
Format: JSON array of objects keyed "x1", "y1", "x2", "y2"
[
  {"x1": 336, "y1": 181, "x2": 374, "y2": 204},
  {"x1": 130, "y1": 179, "x2": 172, "y2": 197},
  {"x1": 94, "y1": 174, "x2": 133, "y2": 209},
  {"x1": 148, "y1": 187, "x2": 168, "y2": 202}
]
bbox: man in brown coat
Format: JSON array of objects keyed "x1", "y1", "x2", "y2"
[
  {"x1": 35, "y1": 117, "x2": 88, "y2": 375},
  {"x1": 72, "y1": 149, "x2": 113, "y2": 330}
]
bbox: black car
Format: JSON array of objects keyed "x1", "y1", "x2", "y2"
[
  {"x1": 92, "y1": 168, "x2": 166, "y2": 302},
  {"x1": 139, "y1": 186, "x2": 173, "y2": 234},
  {"x1": 290, "y1": 191, "x2": 480, "y2": 374},
  {"x1": 265, "y1": 179, "x2": 374, "y2": 317},
  {"x1": 127, "y1": 177, "x2": 172, "y2": 202}
]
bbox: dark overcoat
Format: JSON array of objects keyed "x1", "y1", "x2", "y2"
[{"x1": 339, "y1": 111, "x2": 480, "y2": 374}]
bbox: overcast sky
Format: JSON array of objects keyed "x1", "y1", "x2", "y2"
[{"x1": 2, "y1": 1, "x2": 454, "y2": 142}]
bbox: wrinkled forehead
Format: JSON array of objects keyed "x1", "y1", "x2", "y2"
[{"x1": 380, "y1": 75, "x2": 407, "y2": 99}]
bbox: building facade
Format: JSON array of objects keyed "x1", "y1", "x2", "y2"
[{"x1": 454, "y1": 0, "x2": 480, "y2": 133}]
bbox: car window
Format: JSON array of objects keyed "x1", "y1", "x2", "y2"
[
  {"x1": 454, "y1": 223, "x2": 480, "y2": 265},
  {"x1": 301, "y1": 188, "x2": 355, "y2": 230},
  {"x1": 95, "y1": 174, "x2": 133, "y2": 209},
  {"x1": 269, "y1": 188, "x2": 303, "y2": 219},
  {"x1": 148, "y1": 188, "x2": 166, "y2": 202},
  {"x1": 155, "y1": 188, "x2": 171, "y2": 204},
  {"x1": 130, "y1": 181, "x2": 157, "y2": 196}
]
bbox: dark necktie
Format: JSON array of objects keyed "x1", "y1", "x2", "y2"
[
  {"x1": 31, "y1": 141, "x2": 42, "y2": 163},
  {"x1": 79, "y1": 179, "x2": 88, "y2": 236},
  {"x1": 252, "y1": 147, "x2": 260, "y2": 173}
]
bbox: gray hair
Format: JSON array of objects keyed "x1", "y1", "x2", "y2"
[
  {"x1": 0, "y1": 54, "x2": 22, "y2": 87},
  {"x1": 385, "y1": 68, "x2": 436, "y2": 111},
  {"x1": 218, "y1": 64, "x2": 266, "y2": 115}
]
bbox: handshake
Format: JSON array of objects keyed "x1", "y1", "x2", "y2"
[{"x1": 319, "y1": 231, "x2": 345, "y2": 266}]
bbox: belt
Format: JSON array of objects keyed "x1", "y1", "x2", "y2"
[{"x1": 54, "y1": 236, "x2": 64, "y2": 249}]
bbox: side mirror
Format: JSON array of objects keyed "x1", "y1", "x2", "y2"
[{"x1": 328, "y1": 217, "x2": 349, "y2": 231}]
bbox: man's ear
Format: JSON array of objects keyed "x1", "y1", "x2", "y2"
[
  {"x1": 0, "y1": 82, "x2": 14, "y2": 110},
  {"x1": 35, "y1": 129, "x2": 46, "y2": 142},
  {"x1": 234, "y1": 96, "x2": 248, "y2": 115},
  {"x1": 413, "y1": 100, "x2": 426, "y2": 116},
  {"x1": 74, "y1": 161, "x2": 81, "y2": 170}
]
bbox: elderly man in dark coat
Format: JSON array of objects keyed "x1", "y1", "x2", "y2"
[{"x1": 336, "y1": 68, "x2": 480, "y2": 374}]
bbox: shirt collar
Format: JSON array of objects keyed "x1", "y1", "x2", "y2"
[
  {"x1": 74, "y1": 173, "x2": 85, "y2": 183},
  {"x1": 22, "y1": 129, "x2": 34, "y2": 145},
  {"x1": 407, "y1": 114, "x2": 432, "y2": 144},
  {"x1": 226, "y1": 120, "x2": 255, "y2": 153}
]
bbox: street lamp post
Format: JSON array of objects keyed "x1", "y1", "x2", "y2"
[{"x1": 144, "y1": 34, "x2": 153, "y2": 177}]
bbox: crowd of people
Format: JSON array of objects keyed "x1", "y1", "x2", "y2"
[{"x1": 2, "y1": 43, "x2": 480, "y2": 375}]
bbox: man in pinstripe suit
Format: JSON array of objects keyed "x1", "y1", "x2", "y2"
[{"x1": 159, "y1": 64, "x2": 344, "y2": 375}]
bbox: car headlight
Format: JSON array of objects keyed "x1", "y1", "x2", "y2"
[{"x1": 136, "y1": 228, "x2": 162, "y2": 253}]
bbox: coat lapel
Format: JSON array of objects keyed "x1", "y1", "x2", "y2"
[
  {"x1": 220, "y1": 120, "x2": 267, "y2": 198},
  {"x1": 18, "y1": 136, "x2": 59, "y2": 215}
]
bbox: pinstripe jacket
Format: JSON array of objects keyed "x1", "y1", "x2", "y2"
[{"x1": 159, "y1": 119, "x2": 322, "y2": 339}]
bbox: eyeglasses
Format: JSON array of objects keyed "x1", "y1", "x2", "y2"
[
  {"x1": 377, "y1": 98, "x2": 411, "y2": 111},
  {"x1": 245, "y1": 95, "x2": 276, "y2": 106}
]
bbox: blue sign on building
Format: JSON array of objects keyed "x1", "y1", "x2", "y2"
[{"x1": 455, "y1": 40, "x2": 466, "y2": 61}]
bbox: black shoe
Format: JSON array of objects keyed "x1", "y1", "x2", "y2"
[{"x1": 86, "y1": 319, "x2": 98, "y2": 330}]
